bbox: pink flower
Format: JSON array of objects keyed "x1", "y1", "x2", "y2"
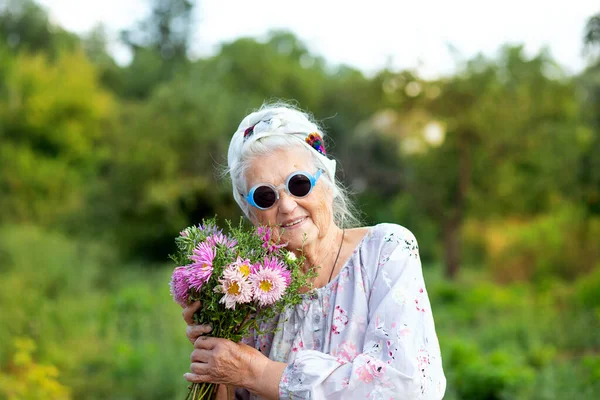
[
  {"x1": 249, "y1": 260, "x2": 288, "y2": 307},
  {"x1": 355, "y1": 359, "x2": 386, "y2": 383},
  {"x1": 262, "y1": 256, "x2": 291, "y2": 285},
  {"x1": 334, "y1": 341, "x2": 358, "y2": 363},
  {"x1": 169, "y1": 266, "x2": 190, "y2": 306},
  {"x1": 257, "y1": 225, "x2": 286, "y2": 253},
  {"x1": 215, "y1": 269, "x2": 252, "y2": 310},
  {"x1": 228, "y1": 257, "x2": 253, "y2": 277},
  {"x1": 206, "y1": 233, "x2": 237, "y2": 249},
  {"x1": 179, "y1": 229, "x2": 189, "y2": 237},
  {"x1": 188, "y1": 241, "x2": 215, "y2": 290}
]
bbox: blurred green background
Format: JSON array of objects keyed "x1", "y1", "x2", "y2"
[{"x1": 1, "y1": 1, "x2": 599, "y2": 399}]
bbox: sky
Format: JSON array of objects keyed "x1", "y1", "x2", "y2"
[{"x1": 37, "y1": 0, "x2": 599, "y2": 78}]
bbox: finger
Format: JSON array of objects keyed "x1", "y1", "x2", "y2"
[
  {"x1": 186, "y1": 324, "x2": 212, "y2": 344},
  {"x1": 190, "y1": 362, "x2": 211, "y2": 377},
  {"x1": 184, "y1": 372, "x2": 208, "y2": 383},
  {"x1": 190, "y1": 348, "x2": 212, "y2": 363},
  {"x1": 182, "y1": 301, "x2": 202, "y2": 325},
  {"x1": 194, "y1": 336, "x2": 219, "y2": 350}
]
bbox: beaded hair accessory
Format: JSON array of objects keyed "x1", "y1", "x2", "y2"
[
  {"x1": 243, "y1": 124, "x2": 257, "y2": 140},
  {"x1": 242, "y1": 119, "x2": 327, "y2": 157},
  {"x1": 306, "y1": 132, "x2": 327, "y2": 156}
]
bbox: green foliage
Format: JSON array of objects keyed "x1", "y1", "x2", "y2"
[
  {"x1": 0, "y1": 224, "x2": 192, "y2": 399},
  {"x1": 1, "y1": 3, "x2": 599, "y2": 399},
  {"x1": 0, "y1": 0, "x2": 78, "y2": 57},
  {"x1": 0, "y1": 48, "x2": 114, "y2": 226},
  {"x1": 424, "y1": 266, "x2": 600, "y2": 400},
  {"x1": 485, "y1": 206, "x2": 600, "y2": 282},
  {"x1": 0, "y1": 337, "x2": 71, "y2": 400},
  {"x1": 444, "y1": 341, "x2": 535, "y2": 400}
]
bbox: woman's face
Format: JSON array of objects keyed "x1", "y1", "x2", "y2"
[{"x1": 244, "y1": 147, "x2": 335, "y2": 251}]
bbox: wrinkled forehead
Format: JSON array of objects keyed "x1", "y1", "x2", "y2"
[{"x1": 244, "y1": 147, "x2": 316, "y2": 188}]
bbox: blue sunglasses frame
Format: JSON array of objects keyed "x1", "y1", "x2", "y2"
[{"x1": 246, "y1": 169, "x2": 323, "y2": 210}]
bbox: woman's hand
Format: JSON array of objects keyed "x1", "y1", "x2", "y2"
[
  {"x1": 185, "y1": 336, "x2": 269, "y2": 388},
  {"x1": 182, "y1": 301, "x2": 213, "y2": 344},
  {"x1": 181, "y1": 300, "x2": 287, "y2": 399}
]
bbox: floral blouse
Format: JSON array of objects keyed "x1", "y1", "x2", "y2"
[{"x1": 238, "y1": 223, "x2": 446, "y2": 399}]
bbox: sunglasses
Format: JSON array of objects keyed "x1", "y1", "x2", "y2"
[{"x1": 246, "y1": 169, "x2": 323, "y2": 210}]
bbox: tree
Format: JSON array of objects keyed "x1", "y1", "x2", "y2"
[
  {"x1": 584, "y1": 12, "x2": 600, "y2": 61},
  {"x1": 0, "y1": 49, "x2": 114, "y2": 226},
  {"x1": 350, "y1": 47, "x2": 586, "y2": 279},
  {"x1": 119, "y1": 0, "x2": 196, "y2": 98},
  {"x1": 579, "y1": 11, "x2": 600, "y2": 215},
  {"x1": 0, "y1": 0, "x2": 78, "y2": 56}
]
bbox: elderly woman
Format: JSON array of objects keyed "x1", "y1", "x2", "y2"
[{"x1": 181, "y1": 105, "x2": 446, "y2": 399}]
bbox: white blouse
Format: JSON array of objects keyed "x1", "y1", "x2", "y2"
[{"x1": 240, "y1": 223, "x2": 446, "y2": 399}]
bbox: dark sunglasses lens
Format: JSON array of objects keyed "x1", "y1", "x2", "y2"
[
  {"x1": 288, "y1": 174, "x2": 312, "y2": 197},
  {"x1": 253, "y1": 186, "x2": 277, "y2": 209}
]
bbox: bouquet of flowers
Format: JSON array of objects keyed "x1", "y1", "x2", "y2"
[{"x1": 169, "y1": 219, "x2": 315, "y2": 400}]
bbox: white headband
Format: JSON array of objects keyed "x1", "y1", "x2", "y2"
[{"x1": 227, "y1": 107, "x2": 337, "y2": 180}]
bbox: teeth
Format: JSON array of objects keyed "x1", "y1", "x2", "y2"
[{"x1": 283, "y1": 218, "x2": 305, "y2": 227}]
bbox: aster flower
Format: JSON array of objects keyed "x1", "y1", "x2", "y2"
[
  {"x1": 215, "y1": 269, "x2": 252, "y2": 310},
  {"x1": 169, "y1": 266, "x2": 190, "y2": 307},
  {"x1": 263, "y1": 256, "x2": 291, "y2": 285},
  {"x1": 285, "y1": 251, "x2": 297, "y2": 262},
  {"x1": 206, "y1": 232, "x2": 237, "y2": 249},
  {"x1": 249, "y1": 260, "x2": 289, "y2": 307},
  {"x1": 188, "y1": 241, "x2": 215, "y2": 290},
  {"x1": 257, "y1": 225, "x2": 286, "y2": 253},
  {"x1": 198, "y1": 221, "x2": 220, "y2": 236},
  {"x1": 228, "y1": 257, "x2": 253, "y2": 278},
  {"x1": 179, "y1": 229, "x2": 190, "y2": 237}
]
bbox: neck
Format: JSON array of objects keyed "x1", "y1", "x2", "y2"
[{"x1": 298, "y1": 225, "x2": 344, "y2": 287}]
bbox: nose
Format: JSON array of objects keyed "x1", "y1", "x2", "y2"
[{"x1": 277, "y1": 190, "x2": 298, "y2": 214}]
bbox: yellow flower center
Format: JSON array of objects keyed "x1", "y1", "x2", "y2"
[
  {"x1": 259, "y1": 280, "x2": 272, "y2": 292},
  {"x1": 202, "y1": 263, "x2": 210, "y2": 270},
  {"x1": 227, "y1": 282, "x2": 241, "y2": 296},
  {"x1": 239, "y1": 264, "x2": 250, "y2": 277}
]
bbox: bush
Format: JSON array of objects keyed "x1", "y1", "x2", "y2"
[
  {"x1": 0, "y1": 225, "x2": 191, "y2": 399},
  {"x1": 484, "y1": 206, "x2": 600, "y2": 282},
  {"x1": 444, "y1": 341, "x2": 535, "y2": 400},
  {"x1": 0, "y1": 337, "x2": 71, "y2": 400}
]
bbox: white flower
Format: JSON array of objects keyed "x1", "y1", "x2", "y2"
[{"x1": 285, "y1": 251, "x2": 297, "y2": 262}]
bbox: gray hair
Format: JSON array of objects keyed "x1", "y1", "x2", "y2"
[{"x1": 225, "y1": 102, "x2": 361, "y2": 228}]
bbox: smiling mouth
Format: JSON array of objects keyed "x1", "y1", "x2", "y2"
[{"x1": 281, "y1": 217, "x2": 307, "y2": 228}]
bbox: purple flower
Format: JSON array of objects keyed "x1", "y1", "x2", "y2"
[
  {"x1": 198, "y1": 221, "x2": 220, "y2": 236},
  {"x1": 188, "y1": 242, "x2": 216, "y2": 290},
  {"x1": 169, "y1": 266, "x2": 190, "y2": 306},
  {"x1": 206, "y1": 233, "x2": 237, "y2": 249},
  {"x1": 256, "y1": 225, "x2": 286, "y2": 253}
]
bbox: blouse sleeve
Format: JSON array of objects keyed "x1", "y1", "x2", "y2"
[{"x1": 278, "y1": 226, "x2": 446, "y2": 399}]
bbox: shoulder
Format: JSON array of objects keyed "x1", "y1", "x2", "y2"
[
  {"x1": 367, "y1": 223, "x2": 419, "y2": 256},
  {"x1": 357, "y1": 224, "x2": 420, "y2": 283}
]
